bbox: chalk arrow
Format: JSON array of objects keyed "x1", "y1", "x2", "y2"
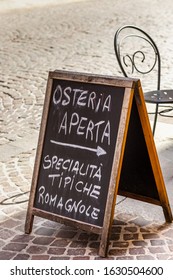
[
  {"x1": 50, "y1": 140, "x2": 107, "y2": 157},
  {"x1": 96, "y1": 146, "x2": 107, "y2": 156}
]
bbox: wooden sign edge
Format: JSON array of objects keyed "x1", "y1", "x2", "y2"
[
  {"x1": 32, "y1": 207, "x2": 102, "y2": 234},
  {"x1": 50, "y1": 70, "x2": 137, "y2": 88},
  {"x1": 134, "y1": 82, "x2": 173, "y2": 223}
]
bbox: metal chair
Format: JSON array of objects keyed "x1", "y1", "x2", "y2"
[{"x1": 114, "y1": 25, "x2": 173, "y2": 135}]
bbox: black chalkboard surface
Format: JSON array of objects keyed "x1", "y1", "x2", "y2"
[
  {"x1": 25, "y1": 70, "x2": 172, "y2": 257},
  {"x1": 33, "y1": 78, "x2": 124, "y2": 227}
]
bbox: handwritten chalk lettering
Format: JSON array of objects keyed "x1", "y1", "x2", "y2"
[
  {"x1": 48, "y1": 174, "x2": 63, "y2": 187},
  {"x1": 53, "y1": 85, "x2": 112, "y2": 112},
  {"x1": 48, "y1": 174, "x2": 101, "y2": 199},
  {"x1": 58, "y1": 111, "x2": 111, "y2": 145},
  {"x1": 43, "y1": 155, "x2": 102, "y2": 181},
  {"x1": 65, "y1": 198, "x2": 100, "y2": 219},
  {"x1": 37, "y1": 186, "x2": 100, "y2": 220},
  {"x1": 38, "y1": 187, "x2": 64, "y2": 210},
  {"x1": 38, "y1": 186, "x2": 57, "y2": 207}
]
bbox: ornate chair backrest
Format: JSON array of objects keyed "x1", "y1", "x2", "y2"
[{"x1": 114, "y1": 25, "x2": 161, "y2": 91}]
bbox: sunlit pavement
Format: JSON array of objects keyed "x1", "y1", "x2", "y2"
[{"x1": 0, "y1": 0, "x2": 173, "y2": 259}]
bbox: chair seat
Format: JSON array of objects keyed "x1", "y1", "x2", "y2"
[{"x1": 144, "y1": 89, "x2": 173, "y2": 104}]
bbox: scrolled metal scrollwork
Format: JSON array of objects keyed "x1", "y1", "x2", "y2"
[{"x1": 119, "y1": 34, "x2": 158, "y2": 75}]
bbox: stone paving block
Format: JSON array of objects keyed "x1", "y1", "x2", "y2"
[
  {"x1": 0, "y1": 251, "x2": 16, "y2": 260},
  {"x1": 166, "y1": 239, "x2": 173, "y2": 245},
  {"x1": 136, "y1": 255, "x2": 155, "y2": 260},
  {"x1": 26, "y1": 245, "x2": 47, "y2": 254},
  {"x1": 78, "y1": 232, "x2": 98, "y2": 241},
  {"x1": 73, "y1": 256, "x2": 91, "y2": 260},
  {"x1": 88, "y1": 241, "x2": 100, "y2": 249},
  {"x1": 150, "y1": 239, "x2": 166, "y2": 246},
  {"x1": 2, "y1": 242, "x2": 28, "y2": 252},
  {"x1": 112, "y1": 241, "x2": 129, "y2": 248},
  {"x1": 163, "y1": 229, "x2": 173, "y2": 238},
  {"x1": 156, "y1": 254, "x2": 173, "y2": 260},
  {"x1": 109, "y1": 248, "x2": 127, "y2": 256},
  {"x1": 124, "y1": 226, "x2": 138, "y2": 233},
  {"x1": 47, "y1": 247, "x2": 66, "y2": 255},
  {"x1": 0, "y1": 228, "x2": 16, "y2": 239},
  {"x1": 131, "y1": 217, "x2": 152, "y2": 227},
  {"x1": 34, "y1": 227, "x2": 56, "y2": 236},
  {"x1": 50, "y1": 256, "x2": 70, "y2": 260},
  {"x1": 67, "y1": 248, "x2": 86, "y2": 256},
  {"x1": 110, "y1": 233, "x2": 120, "y2": 240},
  {"x1": 132, "y1": 240, "x2": 148, "y2": 247},
  {"x1": 0, "y1": 218, "x2": 20, "y2": 228},
  {"x1": 110, "y1": 226, "x2": 122, "y2": 233},
  {"x1": 13, "y1": 253, "x2": 30, "y2": 260},
  {"x1": 42, "y1": 220, "x2": 62, "y2": 229},
  {"x1": 148, "y1": 246, "x2": 166, "y2": 254},
  {"x1": 11, "y1": 234, "x2": 34, "y2": 243},
  {"x1": 116, "y1": 256, "x2": 135, "y2": 260},
  {"x1": 69, "y1": 241, "x2": 88, "y2": 248},
  {"x1": 168, "y1": 245, "x2": 173, "y2": 252},
  {"x1": 32, "y1": 236, "x2": 55, "y2": 245},
  {"x1": 50, "y1": 239, "x2": 70, "y2": 247},
  {"x1": 129, "y1": 247, "x2": 146, "y2": 255},
  {"x1": 31, "y1": 255, "x2": 50, "y2": 260},
  {"x1": 123, "y1": 233, "x2": 139, "y2": 241},
  {"x1": 56, "y1": 230, "x2": 77, "y2": 239},
  {"x1": 113, "y1": 216, "x2": 128, "y2": 225},
  {"x1": 0, "y1": 240, "x2": 5, "y2": 247},
  {"x1": 142, "y1": 233, "x2": 160, "y2": 239}
]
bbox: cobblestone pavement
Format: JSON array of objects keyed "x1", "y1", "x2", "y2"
[{"x1": 0, "y1": 0, "x2": 173, "y2": 259}]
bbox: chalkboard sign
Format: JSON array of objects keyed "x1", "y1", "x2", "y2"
[
  {"x1": 25, "y1": 71, "x2": 172, "y2": 257},
  {"x1": 33, "y1": 79, "x2": 125, "y2": 227}
]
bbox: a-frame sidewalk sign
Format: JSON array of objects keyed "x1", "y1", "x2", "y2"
[{"x1": 25, "y1": 70, "x2": 172, "y2": 257}]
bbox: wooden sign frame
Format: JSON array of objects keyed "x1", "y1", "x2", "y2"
[{"x1": 25, "y1": 70, "x2": 172, "y2": 257}]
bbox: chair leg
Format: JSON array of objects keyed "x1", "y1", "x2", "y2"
[{"x1": 152, "y1": 104, "x2": 159, "y2": 136}]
